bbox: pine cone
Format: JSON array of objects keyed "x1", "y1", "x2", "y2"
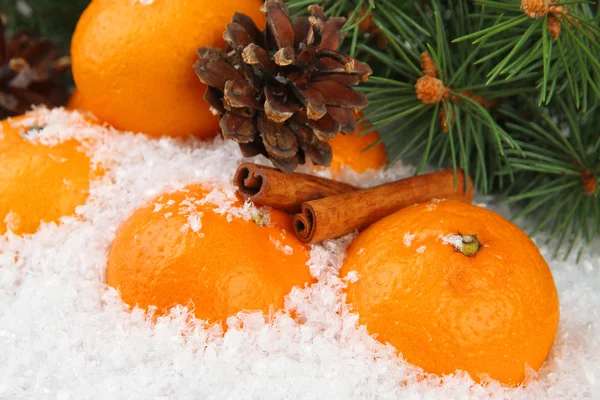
[
  {"x1": 0, "y1": 14, "x2": 70, "y2": 120},
  {"x1": 195, "y1": 0, "x2": 372, "y2": 172}
]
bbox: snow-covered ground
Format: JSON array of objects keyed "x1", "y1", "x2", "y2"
[{"x1": 0, "y1": 108, "x2": 598, "y2": 399}]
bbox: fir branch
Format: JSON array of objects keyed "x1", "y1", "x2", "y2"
[
  {"x1": 292, "y1": 0, "x2": 600, "y2": 258},
  {"x1": 359, "y1": 0, "x2": 529, "y2": 193},
  {"x1": 500, "y1": 97, "x2": 600, "y2": 260},
  {"x1": 454, "y1": 0, "x2": 600, "y2": 110},
  {"x1": 286, "y1": 0, "x2": 411, "y2": 72},
  {"x1": 287, "y1": 0, "x2": 377, "y2": 55},
  {"x1": 0, "y1": 0, "x2": 90, "y2": 51}
]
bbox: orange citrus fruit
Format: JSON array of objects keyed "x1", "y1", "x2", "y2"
[
  {"x1": 0, "y1": 114, "x2": 93, "y2": 235},
  {"x1": 322, "y1": 122, "x2": 387, "y2": 174},
  {"x1": 66, "y1": 89, "x2": 88, "y2": 111},
  {"x1": 106, "y1": 185, "x2": 312, "y2": 322},
  {"x1": 341, "y1": 200, "x2": 559, "y2": 385},
  {"x1": 71, "y1": 0, "x2": 265, "y2": 138}
]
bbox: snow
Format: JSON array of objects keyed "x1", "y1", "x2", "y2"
[
  {"x1": 403, "y1": 232, "x2": 415, "y2": 247},
  {"x1": 440, "y1": 234, "x2": 465, "y2": 250},
  {"x1": 3, "y1": 212, "x2": 20, "y2": 233},
  {"x1": 426, "y1": 202, "x2": 437, "y2": 211},
  {"x1": 416, "y1": 245, "x2": 427, "y2": 254},
  {"x1": 178, "y1": 197, "x2": 205, "y2": 236},
  {"x1": 197, "y1": 187, "x2": 270, "y2": 225},
  {"x1": 269, "y1": 236, "x2": 294, "y2": 256},
  {"x1": 0, "y1": 108, "x2": 599, "y2": 399},
  {"x1": 343, "y1": 271, "x2": 360, "y2": 283}
]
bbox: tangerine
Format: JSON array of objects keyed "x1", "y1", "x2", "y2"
[
  {"x1": 106, "y1": 185, "x2": 312, "y2": 322},
  {"x1": 66, "y1": 89, "x2": 88, "y2": 112},
  {"x1": 0, "y1": 114, "x2": 93, "y2": 234},
  {"x1": 341, "y1": 200, "x2": 559, "y2": 385},
  {"x1": 322, "y1": 122, "x2": 387, "y2": 174},
  {"x1": 71, "y1": 0, "x2": 265, "y2": 138}
]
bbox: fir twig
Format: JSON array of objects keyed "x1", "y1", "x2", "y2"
[
  {"x1": 0, "y1": 0, "x2": 90, "y2": 51},
  {"x1": 285, "y1": 0, "x2": 600, "y2": 259},
  {"x1": 454, "y1": 0, "x2": 600, "y2": 110},
  {"x1": 500, "y1": 97, "x2": 600, "y2": 260},
  {"x1": 359, "y1": 0, "x2": 528, "y2": 193}
]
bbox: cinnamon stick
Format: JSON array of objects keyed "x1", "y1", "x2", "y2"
[
  {"x1": 234, "y1": 162, "x2": 356, "y2": 213},
  {"x1": 293, "y1": 169, "x2": 473, "y2": 244}
]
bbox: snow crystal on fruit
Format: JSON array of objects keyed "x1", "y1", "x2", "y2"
[
  {"x1": 4, "y1": 211, "x2": 20, "y2": 232},
  {"x1": 197, "y1": 187, "x2": 270, "y2": 225},
  {"x1": 403, "y1": 232, "x2": 415, "y2": 247},
  {"x1": 417, "y1": 245, "x2": 427, "y2": 254},
  {"x1": 440, "y1": 234, "x2": 464, "y2": 250},
  {"x1": 178, "y1": 197, "x2": 204, "y2": 237},
  {"x1": 344, "y1": 271, "x2": 360, "y2": 283},
  {"x1": 269, "y1": 235, "x2": 294, "y2": 256}
]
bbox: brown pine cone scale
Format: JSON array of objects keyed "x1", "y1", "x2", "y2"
[
  {"x1": 0, "y1": 14, "x2": 70, "y2": 119},
  {"x1": 195, "y1": 0, "x2": 372, "y2": 172}
]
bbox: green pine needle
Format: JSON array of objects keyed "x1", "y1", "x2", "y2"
[
  {"x1": 359, "y1": 0, "x2": 531, "y2": 194},
  {"x1": 455, "y1": 0, "x2": 600, "y2": 110},
  {"x1": 0, "y1": 0, "x2": 90, "y2": 51},
  {"x1": 288, "y1": 0, "x2": 599, "y2": 259},
  {"x1": 501, "y1": 98, "x2": 600, "y2": 260}
]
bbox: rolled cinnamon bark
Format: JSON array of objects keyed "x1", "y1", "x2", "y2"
[
  {"x1": 234, "y1": 162, "x2": 356, "y2": 213},
  {"x1": 293, "y1": 169, "x2": 474, "y2": 243}
]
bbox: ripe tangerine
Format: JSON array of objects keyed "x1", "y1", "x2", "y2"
[
  {"x1": 318, "y1": 121, "x2": 387, "y2": 175},
  {"x1": 0, "y1": 114, "x2": 93, "y2": 235},
  {"x1": 341, "y1": 200, "x2": 559, "y2": 385},
  {"x1": 66, "y1": 89, "x2": 88, "y2": 112},
  {"x1": 106, "y1": 185, "x2": 312, "y2": 322},
  {"x1": 71, "y1": 0, "x2": 265, "y2": 138}
]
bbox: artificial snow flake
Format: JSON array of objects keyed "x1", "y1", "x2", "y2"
[
  {"x1": 403, "y1": 232, "x2": 416, "y2": 247},
  {"x1": 3, "y1": 211, "x2": 20, "y2": 232},
  {"x1": 440, "y1": 234, "x2": 464, "y2": 250},
  {"x1": 178, "y1": 197, "x2": 205, "y2": 236},
  {"x1": 344, "y1": 271, "x2": 360, "y2": 283},
  {"x1": 269, "y1": 236, "x2": 293, "y2": 256}
]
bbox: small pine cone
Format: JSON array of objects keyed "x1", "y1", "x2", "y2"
[
  {"x1": 0, "y1": 14, "x2": 70, "y2": 119},
  {"x1": 415, "y1": 76, "x2": 446, "y2": 104},
  {"x1": 547, "y1": 15, "x2": 562, "y2": 39},
  {"x1": 582, "y1": 170, "x2": 597, "y2": 196},
  {"x1": 549, "y1": 5, "x2": 567, "y2": 14},
  {"x1": 357, "y1": 9, "x2": 374, "y2": 32},
  {"x1": 521, "y1": 0, "x2": 552, "y2": 18},
  {"x1": 420, "y1": 52, "x2": 437, "y2": 78},
  {"x1": 439, "y1": 107, "x2": 449, "y2": 133},
  {"x1": 356, "y1": 9, "x2": 387, "y2": 50},
  {"x1": 195, "y1": 0, "x2": 372, "y2": 172}
]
